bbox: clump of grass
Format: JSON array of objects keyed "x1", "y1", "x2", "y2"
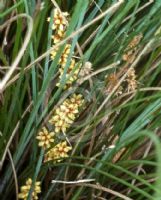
[{"x1": 1, "y1": 0, "x2": 161, "y2": 200}]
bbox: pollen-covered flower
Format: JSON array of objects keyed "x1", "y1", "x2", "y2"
[
  {"x1": 52, "y1": 33, "x2": 64, "y2": 44},
  {"x1": 60, "y1": 44, "x2": 72, "y2": 65},
  {"x1": 122, "y1": 51, "x2": 136, "y2": 63},
  {"x1": 49, "y1": 94, "x2": 84, "y2": 133},
  {"x1": 50, "y1": 44, "x2": 72, "y2": 64},
  {"x1": 127, "y1": 34, "x2": 143, "y2": 50},
  {"x1": 69, "y1": 93, "x2": 84, "y2": 107},
  {"x1": 123, "y1": 34, "x2": 143, "y2": 63},
  {"x1": 47, "y1": 9, "x2": 68, "y2": 45},
  {"x1": 48, "y1": 9, "x2": 68, "y2": 31},
  {"x1": 56, "y1": 59, "x2": 81, "y2": 88},
  {"x1": 44, "y1": 141, "x2": 72, "y2": 162},
  {"x1": 126, "y1": 67, "x2": 137, "y2": 92},
  {"x1": 49, "y1": 107, "x2": 71, "y2": 133},
  {"x1": 36, "y1": 127, "x2": 55, "y2": 149},
  {"x1": 18, "y1": 178, "x2": 41, "y2": 200},
  {"x1": 105, "y1": 73, "x2": 123, "y2": 96}
]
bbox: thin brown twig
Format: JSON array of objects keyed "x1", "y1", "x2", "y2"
[{"x1": 76, "y1": 183, "x2": 134, "y2": 200}]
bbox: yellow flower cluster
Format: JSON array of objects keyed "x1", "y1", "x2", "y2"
[
  {"x1": 18, "y1": 178, "x2": 41, "y2": 200},
  {"x1": 36, "y1": 127, "x2": 55, "y2": 149},
  {"x1": 56, "y1": 59, "x2": 81, "y2": 88},
  {"x1": 47, "y1": 9, "x2": 68, "y2": 44},
  {"x1": 36, "y1": 127, "x2": 73, "y2": 162},
  {"x1": 36, "y1": 9, "x2": 86, "y2": 164},
  {"x1": 49, "y1": 94, "x2": 84, "y2": 133},
  {"x1": 44, "y1": 141, "x2": 72, "y2": 162},
  {"x1": 50, "y1": 44, "x2": 71, "y2": 63},
  {"x1": 36, "y1": 95, "x2": 84, "y2": 162},
  {"x1": 48, "y1": 8, "x2": 81, "y2": 89}
]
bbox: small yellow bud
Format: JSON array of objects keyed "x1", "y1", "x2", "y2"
[
  {"x1": 36, "y1": 127, "x2": 55, "y2": 149},
  {"x1": 44, "y1": 141, "x2": 72, "y2": 162},
  {"x1": 18, "y1": 178, "x2": 41, "y2": 200}
]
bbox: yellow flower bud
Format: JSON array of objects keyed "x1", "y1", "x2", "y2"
[
  {"x1": 36, "y1": 127, "x2": 55, "y2": 149},
  {"x1": 44, "y1": 141, "x2": 72, "y2": 163},
  {"x1": 18, "y1": 178, "x2": 41, "y2": 200}
]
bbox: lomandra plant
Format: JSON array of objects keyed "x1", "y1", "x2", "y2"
[{"x1": 1, "y1": 0, "x2": 161, "y2": 200}]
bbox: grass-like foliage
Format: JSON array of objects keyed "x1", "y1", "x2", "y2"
[{"x1": 1, "y1": 0, "x2": 161, "y2": 199}]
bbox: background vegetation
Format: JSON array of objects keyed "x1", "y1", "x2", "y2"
[{"x1": 1, "y1": 0, "x2": 161, "y2": 199}]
